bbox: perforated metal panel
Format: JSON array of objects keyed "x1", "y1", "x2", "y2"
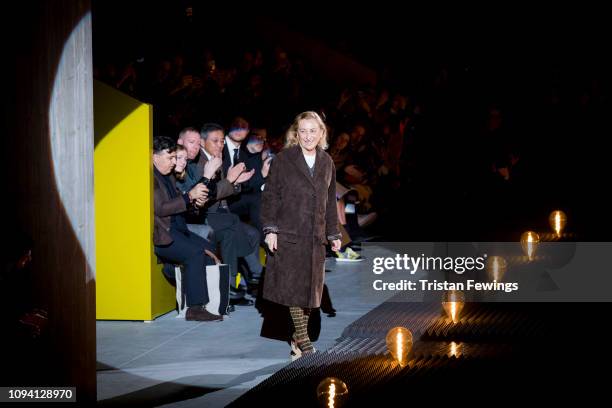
[{"x1": 229, "y1": 302, "x2": 588, "y2": 406}]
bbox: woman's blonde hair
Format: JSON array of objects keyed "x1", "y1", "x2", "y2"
[
  {"x1": 284, "y1": 111, "x2": 328, "y2": 150},
  {"x1": 174, "y1": 144, "x2": 187, "y2": 181}
]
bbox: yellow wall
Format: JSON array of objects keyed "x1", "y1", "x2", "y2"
[{"x1": 94, "y1": 81, "x2": 175, "y2": 320}]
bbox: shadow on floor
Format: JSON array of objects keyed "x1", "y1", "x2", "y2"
[{"x1": 97, "y1": 360, "x2": 288, "y2": 407}]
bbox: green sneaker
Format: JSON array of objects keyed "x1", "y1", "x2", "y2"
[{"x1": 334, "y1": 247, "x2": 363, "y2": 262}]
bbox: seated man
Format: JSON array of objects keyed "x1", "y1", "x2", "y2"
[
  {"x1": 203, "y1": 123, "x2": 262, "y2": 297},
  {"x1": 223, "y1": 119, "x2": 265, "y2": 234},
  {"x1": 152, "y1": 136, "x2": 222, "y2": 322}
]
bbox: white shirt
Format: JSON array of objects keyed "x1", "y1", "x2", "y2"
[
  {"x1": 202, "y1": 147, "x2": 213, "y2": 162},
  {"x1": 303, "y1": 152, "x2": 316, "y2": 169},
  {"x1": 225, "y1": 136, "x2": 241, "y2": 167},
  {"x1": 201, "y1": 148, "x2": 217, "y2": 179}
]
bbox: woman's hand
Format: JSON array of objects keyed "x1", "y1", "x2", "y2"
[
  {"x1": 265, "y1": 233, "x2": 278, "y2": 253},
  {"x1": 331, "y1": 239, "x2": 342, "y2": 252}
]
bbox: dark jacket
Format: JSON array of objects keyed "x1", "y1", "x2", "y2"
[
  {"x1": 222, "y1": 143, "x2": 265, "y2": 194},
  {"x1": 260, "y1": 145, "x2": 340, "y2": 308},
  {"x1": 153, "y1": 169, "x2": 189, "y2": 246},
  {"x1": 196, "y1": 148, "x2": 239, "y2": 213},
  {"x1": 182, "y1": 149, "x2": 236, "y2": 199}
]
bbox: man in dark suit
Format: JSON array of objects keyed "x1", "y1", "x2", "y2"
[
  {"x1": 201, "y1": 123, "x2": 265, "y2": 301},
  {"x1": 222, "y1": 118, "x2": 266, "y2": 240},
  {"x1": 152, "y1": 136, "x2": 222, "y2": 321}
]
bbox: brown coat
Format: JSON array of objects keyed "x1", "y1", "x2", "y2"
[
  {"x1": 153, "y1": 169, "x2": 187, "y2": 246},
  {"x1": 261, "y1": 145, "x2": 340, "y2": 308}
]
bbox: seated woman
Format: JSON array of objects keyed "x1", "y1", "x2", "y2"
[
  {"x1": 174, "y1": 144, "x2": 189, "y2": 183},
  {"x1": 175, "y1": 144, "x2": 214, "y2": 241}
]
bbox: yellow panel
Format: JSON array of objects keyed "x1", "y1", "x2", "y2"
[
  {"x1": 151, "y1": 257, "x2": 176, "y2": 318},
  {"x1": 94, "y1": 81, "x2": 175, "y2": 320}
]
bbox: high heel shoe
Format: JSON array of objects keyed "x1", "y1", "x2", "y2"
[
  {"x1": 291, "y1": 333, "x2": 316, "y2": 359},
  {"x1": 290, "y1": 338, "x2": 302, "y2": 361}
]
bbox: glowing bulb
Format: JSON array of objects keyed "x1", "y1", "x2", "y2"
[
  {"x1": 385, "y1": 326, "x2": 413, "y2": 367},
  {"x1": 449, "y1": 341, "x2": 461, "y2": 357},
  {"x1": 520, "y1": 231, "x2": 540, "y2": 261},
  {"x1": 549, "y1": 210, "x2": 567, "y2": 238},
  {"x1": 486, "y1": 256, "x2": 508, "y2": 282},
  {"x1": 442, "y1": 290, "x2": 465, "y2": 323},
  {"x1": 317, "y1": 377, "x2": 348, "y2": 408}
]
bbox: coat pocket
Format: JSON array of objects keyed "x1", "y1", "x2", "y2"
[{"x1": 279, "y1": 232, "x2": 299, "y2": 244}]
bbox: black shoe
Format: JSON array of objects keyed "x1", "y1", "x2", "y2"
[
  {"x1": 249, "y1": 276, "x2": 261, "y2": 285},
  {"x1": 230, "y1": 287, "x2": 247, "y2": 300},
  {"x1": 247, "y1": 280, "x2": 260, "y2": 295},
  {"x1": 321, "y1": 305, "x2": 337, "y2": 317},
  {"x1": 230, "y1": 297, "x2": 255, "y2": 306},
  {"x1": 185, "y1": 306, "x2": 223, "y2": 321},
  {"x1": 226, "y1": 304, "x2": 236, "y2": 313}
]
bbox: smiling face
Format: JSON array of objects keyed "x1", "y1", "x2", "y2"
[
  {"x1": 297, "y1": 119, "x2": 322, "y2": 154},
  {"x1": 203, "y1": 130, "x2": 225, "y2": 157},
  {"x1": 177, "y1": 130, "x2": 201, "y2": 160},
  {"x1": 174, "y1": 148, "x2": 188, "y2": 173}
]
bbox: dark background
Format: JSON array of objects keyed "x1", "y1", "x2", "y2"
[{"x1": 91, "y1": 2, "x2": 612, "y2": 242}]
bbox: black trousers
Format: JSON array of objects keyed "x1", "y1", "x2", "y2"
[
  {"x1": 155, "y1": 229, "x2": 215, "y2": 307},
  {"x1": 228, "y1": 192, "x2": 262, "y2": 242},
  {"x1": 207, "y1": 210, "x2": 259, "y2": 289}
]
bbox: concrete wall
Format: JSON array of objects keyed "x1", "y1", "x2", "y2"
[{"x1": 5, "y1": 0, "x2": 96, "y2": 402}]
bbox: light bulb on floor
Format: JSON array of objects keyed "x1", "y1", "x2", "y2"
[
  {"x1": 386, "y1": 326, "x2": 413, "y2": 367},
  {"x1": 486, "y1": 256, "x2": 508, "y2": 282},
  {"x1": 317, "y1": 377, "x2": 348, "y2": 408},
  {"x1": 520, "y1": 231, "x2": 540, "y2": 261},
  {"x1": 549, "y1": 210, "x2": 567, "y2": 238},
  {"x1": 442, "y1": 290, "x2": 465, "y2": 323}
]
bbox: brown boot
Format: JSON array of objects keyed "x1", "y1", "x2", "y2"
[{"x1": 185, "y1": 306, "x2": 223, "y2": 321}]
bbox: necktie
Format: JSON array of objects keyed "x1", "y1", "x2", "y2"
[{"x1": 233, "y1": 148, "x2": 239, "y2": 165}]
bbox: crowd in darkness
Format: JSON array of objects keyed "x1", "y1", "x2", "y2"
[{"x1": 93, "y1": 8, "x2": 611, "y2": 242}]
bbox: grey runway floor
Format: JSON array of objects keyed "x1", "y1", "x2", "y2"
[{"x1": 97, "y1": 249, "x2": 390, "y2": 407}]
